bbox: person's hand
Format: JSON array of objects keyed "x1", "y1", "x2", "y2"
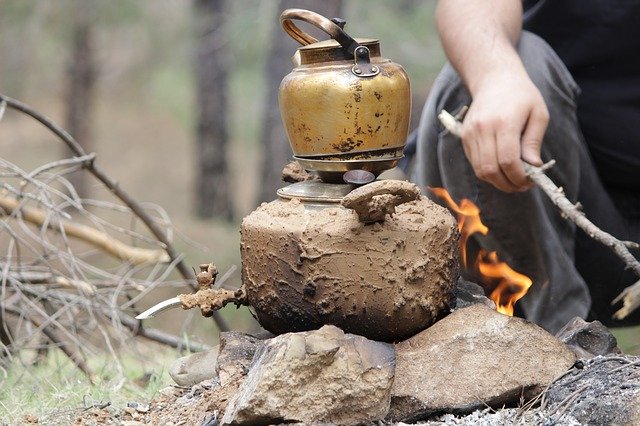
[{"x1": 461, "y1": 72, "x2": 548, "y2": 192}]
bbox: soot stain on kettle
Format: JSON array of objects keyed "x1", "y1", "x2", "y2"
[{"x1": 332, "y1": 138, "x2": 362, "y2": 152}]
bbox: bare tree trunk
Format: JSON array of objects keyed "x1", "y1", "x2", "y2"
[
  {"x1": 65, "y1": 4, "x2": 96, "y2": 199},
  {"x1": 194, "y1": 0, "x2": 233, "y2": 220},
  {"x1": 257, "y1": 0, "x2": 344, "y2": 203},
  {"x1": 398, "y1": 0, "x2": 422, "y2": 13}
]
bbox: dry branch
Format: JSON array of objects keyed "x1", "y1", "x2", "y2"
[
  {"x1": 0, "y1": 195, "x2": 170, "y2": 266},
  {"x1": 5, "y1": 270, "x2": 95, "y2": 294},
  {"x1": 438, "y1": 109, "x2": 640, "y2": 319},
  {"x1": 114, "y1": 312, "x2": 210, "y2": 353}
]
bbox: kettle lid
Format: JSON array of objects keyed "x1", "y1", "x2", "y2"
[{"x1": 297, "y1": 38, "x2": 380, "y2": 65}]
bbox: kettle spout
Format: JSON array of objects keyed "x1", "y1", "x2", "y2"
[
  {"x1": 136, "y1": 296, "x2": 182, "y2": 320},
  {"x1": 136, "y1": 286, "x2": 248, "y2": 320}
]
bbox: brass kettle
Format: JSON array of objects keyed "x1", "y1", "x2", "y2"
[{"x1": 279, "y1": 9, "x2": 411, "y2": 180}]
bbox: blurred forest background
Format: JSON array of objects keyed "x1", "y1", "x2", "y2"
[{"x1": 0, "y1": 0, "x2": 444, "y2": 337}]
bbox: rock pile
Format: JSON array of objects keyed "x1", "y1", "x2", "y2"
[{"x1": 158, "y1": 281, "x2": 632, "y2": 425}]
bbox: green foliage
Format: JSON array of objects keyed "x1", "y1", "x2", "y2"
[{"x1": 612, "y1": 326, "x2": 640, "y2": 355}]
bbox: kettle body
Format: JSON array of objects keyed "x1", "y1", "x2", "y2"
[
  {"x1": 240, "y1": 181, "x2": 460, "y2": 342},
  {"x1": 278, "y1": 9, "x2": 411, "y2": 166}
]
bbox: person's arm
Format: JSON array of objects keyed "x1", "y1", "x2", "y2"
[{"x1": 436, "y1": 0, "x2": 548, "y2": 192}]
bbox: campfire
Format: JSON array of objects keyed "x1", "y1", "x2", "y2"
[{"x1": 430, "y1": 187, "x2": 533, "y2": 316}]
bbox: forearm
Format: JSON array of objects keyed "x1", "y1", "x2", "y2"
[
  {"x1": 436, "y1": 0, "x2": 525, "y2": 95},
  {"x1": 435, "y1": 0, "x2": 548, "y2": 193}
]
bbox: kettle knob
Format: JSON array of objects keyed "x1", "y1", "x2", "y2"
[{"x1": 331, "y1": 17, "x2": 347, "y2": 29}]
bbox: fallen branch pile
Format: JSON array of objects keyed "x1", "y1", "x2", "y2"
[{"x1": 0, "y1": 94, "x2": 225, "y2": 381}]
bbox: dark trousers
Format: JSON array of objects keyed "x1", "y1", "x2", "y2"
[{"x1": 413, "y1": 31, "x2": 640, "y2": 333}]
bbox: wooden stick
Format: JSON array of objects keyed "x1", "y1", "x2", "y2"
[
  {"x1": 438, "y1": 109, "x2": 640, "y2": 319},
  {"x1": 0, "y1": 195, "x2": 170, "y2": 266}
]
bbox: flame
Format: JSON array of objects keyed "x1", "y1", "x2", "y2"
[
  {"x1": 475, "y1": 251, "x2": 533, "y2": 316},
  {"x1": 429, "y1": 187, "x2": 488, "y2": 266},
  {"x1": 430, "y1": 187, "x2": 532, "y2": 316}
]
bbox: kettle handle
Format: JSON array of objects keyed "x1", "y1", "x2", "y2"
[
  {"x1": 280, "y1": 8, "x2": 360, "y2": 55},
  {"x1": 341, "y1": 181, "x2": 422, "y2": 224}
]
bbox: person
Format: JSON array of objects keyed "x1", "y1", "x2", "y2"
[{"x1": 410, "y1": 0, "x2": 640, "y2": 333}]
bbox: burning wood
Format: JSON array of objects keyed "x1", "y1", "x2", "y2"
[{"x1": 431, "y1": 187, "x2": 532, "y2": 316}]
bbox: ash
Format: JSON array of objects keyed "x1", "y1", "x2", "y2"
[{"x1": 404, "y1": 407, "x2": 581, "y2": 425}]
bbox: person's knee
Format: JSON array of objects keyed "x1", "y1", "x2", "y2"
[{"x1": 518, "y1": 31, "x2": 580, "y2": 105}]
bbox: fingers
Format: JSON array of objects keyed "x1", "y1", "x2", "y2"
[
  {"x1": 496, "y1": 122, "x2": 530, "y2": 190},
  {"x1": 520, "y1": 105, "x2": 549, "y2": 167},
  {"x1": 476, "y1": 124, "x2": 521, "y2": 192},
  {"x1": 463, "y1": 115, "x2": 522, "y2": 192}
]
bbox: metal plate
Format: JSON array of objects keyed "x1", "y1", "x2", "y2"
[
  {"x1": 293, "y1": 155, "x2": 403, "y2": 173},
  {"x1": 292, "y1": 155, "x2": 402, "y2": 183},
  {"x1": 277, "y1": 181, "x2": 355, "y2": 203},
  {"x1": 297, "y1": 146, "x2": 404, "y2": 160}
]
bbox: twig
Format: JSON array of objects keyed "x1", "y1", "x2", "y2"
[
  {"x1": 0, "y1": 93, "x2": 229, "y2": 331},
  {"x1": 0, "y1": 195, "x2": 171, "y2": 265},
  {"x1": 27, "y1": 153, "x2": 96, "y2": 179},
  {"x1": 548, "y1": 383, "x2": 590, "y2": 421},
  {"x1": 115, "y1": 311, "x2": 210, "y2": 353},
  {"x1": 609, "y1": 359, "x2": 640, "y2": 374},
  {"x1": 0, "y1": 99, "x2": 6, "y2": 122},
  {"x1": 3, "y1": 270, "x2": 95, "y2": 294},
  {"x1": 438, "y1": 109, "x2": 640, "y2": 319},
  {"x1": 4, "y1": 306, "x2": 95, "y2": 383},
  {"x1": 18, "y1": 284, "x2": 210, "y2": 353}
]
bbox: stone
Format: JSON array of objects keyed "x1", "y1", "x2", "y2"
[
  {"x1": 453, "y1": 277, "x2": 496, "y2": 310},
  {"x1": 216, "y1": 331, "x2": 263, "y2": 386},
  {"x1": 169, "y1": 346, "x2": 219, "y2": 387},
  {"x1": 555, "y1": 317, "x2": 621, "y2": 359},
  {"x1": 545, "y1": 355, "x2": 640, "y2": 425},
  {"x1": 168, "y1": 331, "x2": 263, "y2": 388},
  {"x1": 221, "y1": 325, "x2": 395, "y2": 425},
  {"x1": 389, "y1": 304, "x2": 576, "y2": 422}
]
